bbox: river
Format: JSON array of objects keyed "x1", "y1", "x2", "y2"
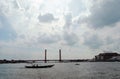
[{"x1": 0, "y1": 62, "x2": 120, "y2": 79}]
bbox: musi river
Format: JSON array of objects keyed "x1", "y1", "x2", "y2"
[{"x1": 0, "y1": 62, "x2": 120, "y2": 79}]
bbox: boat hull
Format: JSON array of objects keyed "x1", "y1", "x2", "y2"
[{"x1": 25, "y1": 64, "x2": 54, "y2": 68}]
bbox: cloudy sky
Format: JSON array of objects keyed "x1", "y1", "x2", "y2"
[{"x1": 0, "y1": 0, "x2": 120, "y2": 60}]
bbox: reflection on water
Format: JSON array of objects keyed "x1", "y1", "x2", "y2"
[{"x1": 0, "y1": 62, "x2": 120, "y2": 79}]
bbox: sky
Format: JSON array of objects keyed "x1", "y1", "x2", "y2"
[{"x1": 0, "y1": 0, "x2": 120, "y2": 60}]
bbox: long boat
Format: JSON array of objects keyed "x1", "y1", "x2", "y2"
[{"x1": 25, "y1": 64, "x2": 54, "y2": 68}]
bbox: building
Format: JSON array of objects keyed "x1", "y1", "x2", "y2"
[{"x1": 94, "y1": 52, "x2": 120, "y2": 61}]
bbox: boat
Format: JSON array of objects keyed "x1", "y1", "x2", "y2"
[
  {"x1": 25, "y1": 49, "x2": 55, "y2": 68},
  {"x1": 75, "y1": 63, "x2": 80, "y2": 65},
  {"x1": 25, "y1": 64, "x2": 54, "y2": 68}
]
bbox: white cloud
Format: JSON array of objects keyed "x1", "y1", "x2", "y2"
[
  {"x1": 0, "y1": 0, "x2": 120, "y2": 59},
  {"x1": 69, "y1": 0, "x2": 86, "y2": 16}
]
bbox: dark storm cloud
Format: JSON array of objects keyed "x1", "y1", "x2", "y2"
[
  {"x1": 85, "y1": 0, "x2": 120, "y2": 28},
  {"x1": 38, "y1": 13, "x2": 58, "y2": 23}
]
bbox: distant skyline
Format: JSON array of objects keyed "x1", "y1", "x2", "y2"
[{"x1": 0, "y1": 0, "x2": 120, "y2": 60}]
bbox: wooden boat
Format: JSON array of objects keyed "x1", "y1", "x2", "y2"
[{"x1": 25, "y1": 64, "x2": 54, "y2": 68}]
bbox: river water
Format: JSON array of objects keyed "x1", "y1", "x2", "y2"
[{"x1": 0, "y1": 62, "x2": 120, "y2": 79}]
